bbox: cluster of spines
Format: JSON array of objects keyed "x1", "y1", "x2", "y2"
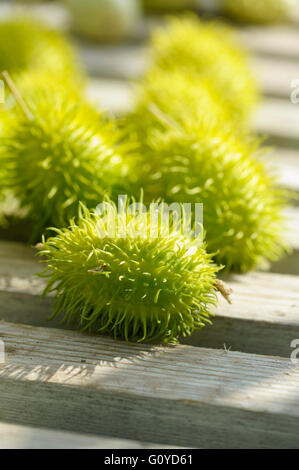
[
  {"x1": 2, "y1": 84, "x2": 134, "y2": 241},
  {"x1": 39, "y1": 202, "x2": 220, "y2": 343}
]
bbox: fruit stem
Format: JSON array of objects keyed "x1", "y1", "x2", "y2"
[
  {"x1": 1, "y1": 70, "x2": 33, "y2": 120},
  {"x1": 215, "y1": 279, "x2": 232, "y2": 304}
]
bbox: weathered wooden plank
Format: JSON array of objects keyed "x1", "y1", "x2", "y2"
[
  {"x1": 0, "y1": 320, "x2": 299, "y2": 448},
  {"x1": 87, "y1": 78, "x2": 134, "y2": 115},
  {"x1": 0, "y1": 422, "x2": 178, "y2": 449},
  {"x1": 0, "y1": 222, "x2": 298, "y2": 358}
]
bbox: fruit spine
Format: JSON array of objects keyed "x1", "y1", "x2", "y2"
[{"x1": 39, "y1": 201, "x2": 220, "y2": 343}]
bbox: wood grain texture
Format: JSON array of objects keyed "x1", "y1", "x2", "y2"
[
  {"x1": 0, "y1": 422, "x2": 177, "y2": 449},
  {"x1": 0, "y1": 321, "x2": 299, "y2": 448}
]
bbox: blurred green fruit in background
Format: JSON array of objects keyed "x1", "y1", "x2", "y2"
[
  {"x1": 1, "y1": 83, "x2": 133, "y2": 241},
  {"x1": 148, "y1": 15, "x2": 258, "y2": 125},
  {"x1": 0, "y1": 17, "x2": 83, "y2": 80}
]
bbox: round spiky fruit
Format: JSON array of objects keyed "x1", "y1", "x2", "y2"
[
  {"x1": 0, "y1": 17, "x2": 83, "y2": 80},
  {"x1": 148, "y1": 15, "x2": 258, "y2": 124},
  {"x1": 222, "y1": 0, "x2": 296, "y2": 24},
  {"x1": 64, "y1": 0, "x2": 141, "y2": 42},
  {"x1": 126, "y1": 68, "x2": 236, "y2": 143},
  {"x1": 131, "y1": 121, "x2": 288, "y2": 272},
  {"x1": 2, "y1": 84, "x2": 132, "y2": 241},
  {"x1": 39, "y1": 201, "x2": 220, "y2": 343}
]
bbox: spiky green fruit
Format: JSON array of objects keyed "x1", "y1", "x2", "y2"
[
  {"x1": 148, "y1": 15, "x2": 258, "y2": 124},
  {"x1": 64, "y1": 0, "x2": 142, "y2": 42},
  {"x1": 129, "y1": 120, "x2": 287, "y2": 272},
  {"x1": 222, "y1": 0, "x2": 295, "y2": 24},
  {"x1": 0, "y1": 17, "x2": 83, "y2": 80},
  {"x1": 1, "y1": 84, "x2": 132, "y2": 241},
  {"x1": 39, "y1": 201, "x2": 220, "y2": 343}
]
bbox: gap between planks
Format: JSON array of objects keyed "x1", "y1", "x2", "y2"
[{"x1": 0, "y1": 320, "x2": 299, "y2": 448}]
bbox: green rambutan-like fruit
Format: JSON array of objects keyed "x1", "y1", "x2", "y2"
[
  {"x1": 0, "y1": 17, "x2": 83, "y2": 80},
  {"x1": 126, "y1": 68, "x2": 235, "y2": 141},
  {"x1": 129, "y1": 120, "x2": 288, "y2": 272},
  {"x1": 222, "y1": 0, "x2": 296, "y2": 24},
  {"x1": 1, "y1": 84, "x2": 133, "y2": 240},
  {"x1": 39, "y1": 201, "x2": 220, "y2": 343},
  {"x1": 148, "y1": 15, "x2": 258, "y2": 124}
]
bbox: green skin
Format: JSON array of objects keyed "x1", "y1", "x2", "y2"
[{"x1": 39, "y1": 203, "x2": 220, "y2": 343}]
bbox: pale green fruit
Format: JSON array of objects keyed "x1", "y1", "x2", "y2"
[
  {"x1": 64, "y1": 0, "x2": 142, "y2": 42},
  {"x1": 222, "y1": 0, "x2": 296, "y2": 24}
]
